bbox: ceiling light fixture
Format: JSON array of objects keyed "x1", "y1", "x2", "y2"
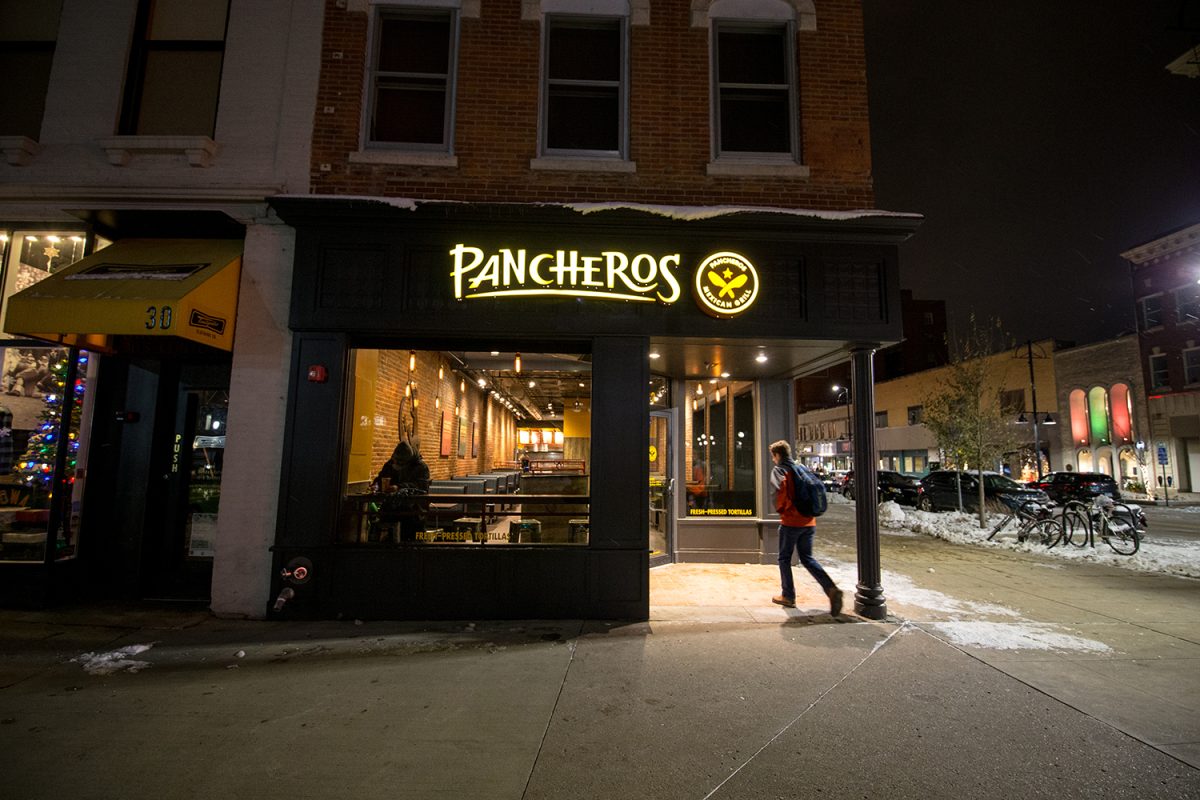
[
  {"x1": 514, "y1": 353, "x2": 522, "y2": 373},
  {"x1": 756, "y1": 353, "x2": 768, "y2": 363}
]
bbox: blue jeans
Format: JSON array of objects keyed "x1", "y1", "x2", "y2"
[{"x1": 777, "y1": 525, "x2": 835, "y2": 599}]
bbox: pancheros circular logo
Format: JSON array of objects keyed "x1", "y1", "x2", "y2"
[{"x1": 694, "y1": 252, "x2": 759, "y2": 318}]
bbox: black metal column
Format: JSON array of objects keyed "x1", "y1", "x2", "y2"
[{"x1": 850, "y1": 346, "x2": 887, "y2": 620}]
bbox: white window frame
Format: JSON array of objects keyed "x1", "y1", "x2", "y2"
[
  {"x1": 1173, "y1": 283, "x2": 1200, "y2": 326},
  {"x1": 698, "y1": 0, "x2": 811, "y2": 176},
  {"x1": 1183, "y1": 346, "x2": 1200, "y2": 386},
  {"x1": 537, "y1": 14, "x2": 629, "y2": 161},
  {"x1": 709, "y1": 19, "x2": 799, "y2": 164},
  {"x1": 359, "y1": 2, "x2": 460, "y2": 158},
  {"x1": 1137, "y1": 293, "x2": 1163, "y2": 330},
  {"x1": 1148, "y1": 353, "x2": 1169, "y2": 389}
]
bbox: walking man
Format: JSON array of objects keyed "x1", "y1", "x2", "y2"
[{"x1": 769, "y1": 440, "x2": 844, "y2": 616}]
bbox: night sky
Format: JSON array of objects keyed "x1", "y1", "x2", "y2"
[{"x1": 862, "y1": 1, "x2": 1200, "y2": 347}]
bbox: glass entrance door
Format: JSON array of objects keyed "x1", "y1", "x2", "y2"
[
  {"x1": 143, "y1": 369, "x2": 228, "y2": 601},
  {"x1": 649, "y1": 410, "x2": 674, "y2": 566}
]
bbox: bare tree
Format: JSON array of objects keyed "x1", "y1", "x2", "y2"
[{"x1": 922, "y1": 316, "x2": 1022, "y2": 528}]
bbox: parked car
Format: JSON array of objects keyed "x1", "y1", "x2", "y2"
[
  {"x1": 1029, "y1": 471, "x2": 1121, "y2": 504},
  {"x1": 843, "y1": 470, "x2": 920, "y2": 506},
  {"x1": 917, "y1": 470, "x2": 1049, "y2": 513},
  {"x1": 819, "y1": 470, "x2": 849, "y2": 494}
]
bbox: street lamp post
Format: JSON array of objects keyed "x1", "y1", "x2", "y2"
[
  {"x1": 1018, "y1": 340, "x2": 1056, "y2": 480},
  {"x1": 832, "y1": 384, "x2": 852, "y2": 471}
]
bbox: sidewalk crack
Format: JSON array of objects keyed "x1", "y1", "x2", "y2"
[{"x1": 699, "y1": 622, "x2": 911, "y2": 800}]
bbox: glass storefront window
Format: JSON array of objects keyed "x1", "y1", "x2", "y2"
[
  {"x1": 0, "y1": 346, "x2": 93, "y2": 562},
  {"x1": 341, "y1": 349, "x2": 591, "y2": 545},
  {"x1": 685, "y1": 379, "x2": 756, "y2": 517},
  {"x1": 0, "y1": 229, "x2": 97, "y2": 564}
]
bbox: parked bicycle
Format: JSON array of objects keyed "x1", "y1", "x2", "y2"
[
  {"x1": 987, "y1": 498, "x2": 1060, "y2": 546},
  {"x1": 1054, "y1": 496, "x2": 1143, "y2": 555}
]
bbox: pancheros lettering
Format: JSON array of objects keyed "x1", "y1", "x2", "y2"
[{"x1": 450, "y1": 244, "x2": 682, "y2": 303}]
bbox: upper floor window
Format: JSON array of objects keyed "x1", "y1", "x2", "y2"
[
  {"x1": 1138, "y1": 294, "x2": 1163, "y2": 330},
  {"x1": 120, "y1": 0, "x2": 229, "y2": 137},
  {"x1": 874, "y1": 410, "x2": 888, "y2": 428},
  {"x1": 1184, "y1": 347, "x2": 1200, "y2": 386},
  {"x1": 1148, "y1": 353, "x2": 1169, "y2": 389},
  {"x1": 0, "y1": 0, "x2": 62, "y2": 140},
  {"x1": 366, "y1": 8, "x2": 458, "y2": 149},
  {"x1": 542, "y1": 16, "x2": 626, "y2": 157},
  {"x1": 1175, "y1": 283, "x2": 1200, "y2": 325},
  {"x1": 999, "y1": 389, "x2": 1024, "y2": 415},
  {"x1": 712, "y1": 22, "x2": 796, "y2": 158},
  {"x1": 906, "y1": 405, "x2": 923, "y2": 426}
]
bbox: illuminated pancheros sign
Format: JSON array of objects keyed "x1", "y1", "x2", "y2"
[{"x1": 449, "y1": 244, "x2": 759, "y2": 318}]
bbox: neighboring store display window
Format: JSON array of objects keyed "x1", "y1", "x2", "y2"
[
  {"x1": 0, "y1": 230, "x2": 102, "y2": 564},
  {"x1": 712, "y1": 22, "x2": 796, "y2": 158},
  {"x1": 366, "y1": 8, "x2": 458, "y2": 149},
  {"x1": 342, "y1": 349, "x2": 591, "y2": 545},
  {"x1": 542, "y1": 15, "x2": 626, "y2": 157},
  {"x1": 0, "y1": 0, "x2": 62, "y2": 140},
  {"x1": 686, "y1": 380, "x2": 756, "y2": 517},
  {"x1": 120, "y1": 0, "x2": 229, "y2": 136},
  {"x1": 0, "y1": 346, "x2": 95, "y2": 563}
]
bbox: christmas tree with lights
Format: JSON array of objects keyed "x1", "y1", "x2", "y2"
[{"x1": 17, "y1": 350, "x2": 87, "y2": 494}]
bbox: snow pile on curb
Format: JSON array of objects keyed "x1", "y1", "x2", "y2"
[
  {"x1": 879, "y1": 504, "x2": 1200, "y2": 579},
  {"x1": 72, "y1": 644, "x2": 154, "y2": 675},
  {"x1": 930, "y1": 621, "x2": 1113, "y2": 653}
]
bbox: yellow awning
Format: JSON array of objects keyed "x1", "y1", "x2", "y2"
[{"x1": 3, "y1": 239, "x2": 242, "y2": 352}]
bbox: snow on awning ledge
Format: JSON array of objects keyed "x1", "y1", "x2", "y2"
[{"x1": 274, "y1": 194, "x2": 922, "y2": 224}]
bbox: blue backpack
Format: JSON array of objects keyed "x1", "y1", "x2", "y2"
[{"x1": 789, "y1": 462, "x2": 828, "y2": 517}]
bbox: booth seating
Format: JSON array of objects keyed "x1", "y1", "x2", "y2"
[
  {"x1": 478, "y1": 471, "x2": 520, "y2": 510},
  {"x1": 440, "y1": 478, "x2": 490, "y2": 520},
  {"x1": 456, "y1": 475, "x2": 501, "y2": 520},
  {"x1": 427, "y1": 481, "x2": 468, "y2": 529}
]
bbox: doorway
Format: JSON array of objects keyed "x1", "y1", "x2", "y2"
[
  {"x1": 649, "y1": 409, "x2": 674, "y2": 567},
  {"x1": 141, "y1": 374, "x2": 228, "y2": 601}
]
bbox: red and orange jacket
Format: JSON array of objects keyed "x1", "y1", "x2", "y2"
[{"x1": 772, "y1": 462, "x2": 817, "y2": 528}]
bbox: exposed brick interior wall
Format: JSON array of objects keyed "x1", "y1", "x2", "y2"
[
  {"x1": 311, "y1": 0, "x2": 874, "y2": 208},
  {"x1": 370, "y1": 350, "x2": 517, "y2": 480}
]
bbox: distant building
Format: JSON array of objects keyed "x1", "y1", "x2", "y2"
[
  {"x1": 1051, "y1": 335, "x2": 1156, "y2": 493},
  {"x1": 1121, "y1": 223, "x2": 1200, "y2": 493},
  {"x1": 797, "y1": 338, "x2": 1060, "y2": 481},
  {"x1": 794, "y1": 289, "x2": 946, "y2": 413}
]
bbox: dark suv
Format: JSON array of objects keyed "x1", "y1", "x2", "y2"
[
  {"x1": 843, "y1": 470, "x2": 920, "y2": 506},
  {"x1": 917, "y1": 470, "x2": 1049, "y2": 513},
  {"x1": 1030, "y1": 471, "x2": 1121, "y2": 504}
]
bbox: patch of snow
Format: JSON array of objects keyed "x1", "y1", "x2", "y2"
[
  {"x1": 821, "y1": 558, "x2": 1019, "y2": 619},
  {"x1": 283, "y1": 194, "x2": 420, "y2": 211},
  {"x1": 881, "y1": 506, "x2": 1200, "y2": 579},
  {"x1": 564, "y1": 201, "x2": 921, "y2": 222},
  {"x1": 276, "y1": 195, "x2": 923, "y2": 224},
  {"x1": 72, "y1": 643, "x2": 154, "y2": 675},
  {"x1": 878, "y1": 500, "x2": 905, "y2": 525},
  {"x1": 929, "y1": 621, "x2": 1112, "y2": 653},
  {"x1": 827, "y1": 491, "x2": 852, "y2": 505}
]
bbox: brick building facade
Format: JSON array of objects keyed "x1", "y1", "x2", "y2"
[{"x1": 1122, "y1": 222, "x2": 1200, "y2": 492}]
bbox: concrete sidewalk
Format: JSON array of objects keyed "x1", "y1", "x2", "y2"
[{"x1": 0, "y1": 504, "x2": 1198, "y2": 799}]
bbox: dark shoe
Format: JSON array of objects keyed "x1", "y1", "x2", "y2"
[
  {"x1": 772, "y1": 595, "x2": 796, "y2": 608},
  {"x1": 827, "y1": 586, "x2": 844, "y2": 617}
]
